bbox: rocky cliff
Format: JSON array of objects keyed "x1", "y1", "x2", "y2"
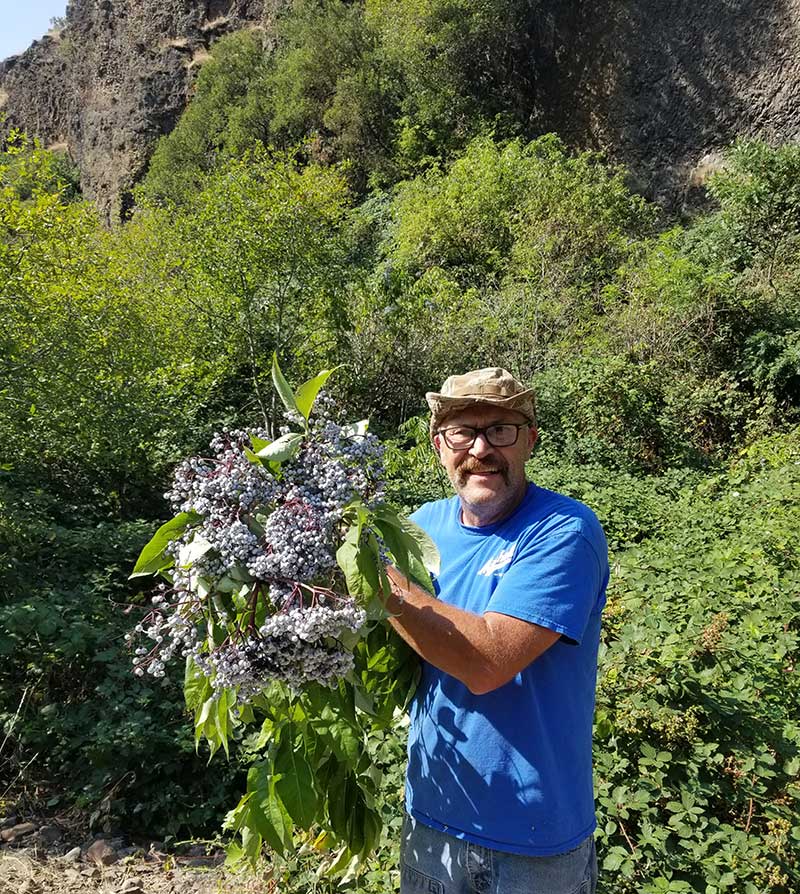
[
  {"x1": 531, "y1": 0, "x2": 800, "y2": 205},
  {"x1": 0, "y1": 0, "x2": 274, "y2": 221},
  {"x1": 2, "y1": 0, "x2": 800, "y2": 219}
]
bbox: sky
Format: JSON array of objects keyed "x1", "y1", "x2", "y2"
[{"x1": 0, "y1": 0, "x2": 68, "y2": 63}]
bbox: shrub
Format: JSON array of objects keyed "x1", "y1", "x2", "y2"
[
  {"x1": 0, "y1": 481, "x2": 242, "y2": 835},
  {"x1": 138, "y1": 31, "x2": 273, "y2": 207},
  {"x1": 593, "y1": 429, "x2": 800, "y2": 893}
]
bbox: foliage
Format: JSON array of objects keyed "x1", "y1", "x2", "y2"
[
  {"x1": 0, "y1": 131, "x2": 80, "y2": 201},
  {"x1": 138, "y1": 31, "x2": 273, "y2": 207},
  {"x1": 385, "y1": 135, "x2": 654, "y2": 287},
  {"x1": 697, "y1": 143, "x2": 800, "y2": 422},
  {"x1": 382, "y1": 416, "x2": 452, "y2": 513},
  {"x1": 341, "y1": 136, "x2": 657, "y2": 429},
  {"x1": 705, "y1": 140, "x2": 800, "y2": 278},
  {"x1": 366, "y1": 0, "x2": 537, "y2": 162},
  {"x1": 264, "y1": 0, "x2": 398, "y2": 188},
  {"x1": 163, "y1": 147, "x2": 354, "y2": 432},
  {"x1": 1, "y1": 141, "x2": 356, "y2": 506},
  {"x1": 0, "y1": 481, "x2": 242, "y2": 836},
  {"x1": 137, "y1": 0, "x2": 543, "y2": 200},
  {"x1": 0, "y1": 136, "x2": 160, "y2": 503},
  {"x1": 4, "y1": 120, "x2": 800, "y2": 893},
  {"x1": 592, "y1": 429, "x2": 800, "y2": 893}
]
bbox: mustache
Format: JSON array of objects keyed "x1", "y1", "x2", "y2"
[{"x1": 456, "y1": 458, "x2": 510, "y2": 485}]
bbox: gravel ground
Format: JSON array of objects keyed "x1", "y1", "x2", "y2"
[
  {"x1": 0, "y1": 814, "x2": 275, "y2": 894},
  {"x1": 0, "y1": 849, "x2": 274, "y2": 894}
]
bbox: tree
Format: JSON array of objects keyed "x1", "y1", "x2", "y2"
[
  {"x1": 165, "y1": 148, "x2": 354, "y2": 431},
  {"x1": 139, "y1": 31, "x2": 273, "y2": 207}
]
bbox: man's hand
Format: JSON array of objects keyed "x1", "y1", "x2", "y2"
[{"x1": 384, "y1": 565, "x2": 561, "y2": 695}]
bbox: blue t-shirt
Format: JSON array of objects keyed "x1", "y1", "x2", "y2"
[{"x1": 406, "y1": 482, "x2": 609, "y2": 856}]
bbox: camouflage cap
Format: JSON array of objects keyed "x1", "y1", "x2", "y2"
[{"x1": 426, "y1": 368, "x2": 536, "y2": 437}]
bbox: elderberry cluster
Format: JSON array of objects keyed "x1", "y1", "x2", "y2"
[
  {"x1": 198, "y1": 602, "x2": 367, "y2": 697},
  {"x1": 130, "y1": 399, "x2": 386, "y2": 701}
]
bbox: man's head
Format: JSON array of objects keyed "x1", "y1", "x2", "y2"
[{"x1": 426, "y1": 368, "x2": 538, "y2": 526}]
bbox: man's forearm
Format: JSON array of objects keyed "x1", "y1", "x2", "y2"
[{"x1": 384, "y1": 566, "x2": 559, "y2": 695}]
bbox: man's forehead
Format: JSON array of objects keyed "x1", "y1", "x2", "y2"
[{"x1": 440, "y1": 404, "x2": 530, "y2": 427}]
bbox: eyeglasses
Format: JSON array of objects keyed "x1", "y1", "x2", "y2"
[{"x1": 437, "y1": 423, "x2": 529, "y2": 450}]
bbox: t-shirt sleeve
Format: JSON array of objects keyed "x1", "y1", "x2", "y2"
[{"x1": 485, "y1": 524, "x2": 606, "y2": 645}]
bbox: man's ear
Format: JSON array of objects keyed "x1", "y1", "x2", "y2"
[
  {"x1": 432, "y1": 433, "x2": 443, "y2": 459},
  {"x1": 527, "y1": 426, "x2": 539, "y2": 455}
]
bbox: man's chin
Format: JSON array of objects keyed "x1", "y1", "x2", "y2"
[{"x1": 456, "y1": 475, "x2": 508, "y2": 502}]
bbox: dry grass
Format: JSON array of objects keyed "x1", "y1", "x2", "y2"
[{"x1": 186, "y1": 50, "x2": 212, "y2": 71}]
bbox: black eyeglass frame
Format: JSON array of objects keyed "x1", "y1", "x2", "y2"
[{"x1": 436, "y1": 422, "x2": 531, "y2": 450}]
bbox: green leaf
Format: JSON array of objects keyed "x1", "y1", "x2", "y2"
[
  {"x1": 255, "y1": 431, "x2": 304, "y2": 462},
  {"x1": 215, "y1": 689, "x2": 234, "y2": 758},
  {"x1": 396, "y1": 515, "x2": 440, "y2": 577},
  {"x1": 295, "y1": 367, "x2": 340, "y2": 421},
  {"x1": 360, "y1": 804, "x2": 381, "y2": 857},
  {"x1": 130, "y1": 511, "x2": 199, "y2": 578},
  {"x1": 250, "y1": 435, "x2": 271, "y2": 453},
  {"x1": 372, "y1": 508, "x2": 439, "y2": 594},
  {"x1": 195, "y1": 694, "x2": 218, "y2": 753},
  {"x1": 264, "y1": 790, "x2": 294, "y2": 852},
  {"x1": 243, "y1": 773, "x2": 291, "y2": 856},
  {"x1": 184, "y1": 657, "x2": 212, "y2": 710},
  {"x1": 243, "y1": 446, "x2": 262, "y2": 466},
  {"x1": 374, "y1": 506, "x2": 440, "y2": 575},
  {"x1": 272, "y1": 353, "x2": 298, "y2": 413},
  {"x1": 326, "y1": 770, "x2": 377, "y2": 856},
  {"x1": 336, "y1": 525, "x2": 380, "y2": 598},
  {"x1": 327, "y1": 769, "x2": 360, "y2": 851},
  {"x1": 308, "y1": 702, "x2": 362, "y2": 765},
  {"x1": 246, "y1": 761, "x2": 293, "y2": 855},
  {"x1": 178, "y1": 534, "x2": 214, "y2": 566},
  {"x1": 273, "y1": 729, "x2": 319, "y2": 828},
  {"x1": 372, "y1": 517, "x2": 410, "y2": 571},
  {"x1": 603, "y1": 849, "x2": 627, "y2": 871}
]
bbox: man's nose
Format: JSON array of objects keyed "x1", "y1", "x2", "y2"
[{"x1": 469, "y1": 433, "x2": 494, "y2": 458}]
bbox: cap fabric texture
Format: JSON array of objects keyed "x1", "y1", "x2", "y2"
[{"x1": 426, "y1": 368, "x2": 536, "y2": 436}]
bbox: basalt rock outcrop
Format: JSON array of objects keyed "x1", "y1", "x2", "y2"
[
  {"x1": 2, "y1": 0, "x2": 800, "y2": 220},
  {"x1": 531, "y1": 0, "x2": 800, "y2": 206},
  {"x1": 0, "y1": 0, "x2": 276, "y2": 221}
]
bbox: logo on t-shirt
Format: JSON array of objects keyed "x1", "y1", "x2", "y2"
[{"x1": 477, "y1": 544, "x2": 516, "y2": 577}]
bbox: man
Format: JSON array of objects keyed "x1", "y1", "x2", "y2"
[{"x1": 385, "y1": 367, "x2": 609, "y2": 894}]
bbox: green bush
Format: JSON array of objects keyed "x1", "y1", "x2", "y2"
[
  {"x1": 367, "y1": 0, "x2": 537, "y2": 164},
  {"x1": 138, "y1": 31, "x2": 273, "y2": 207},
  {"x1": 593, "y1": 429, "x2": 800, "y2": 893},
  {"x1": 533, "y1": 355, "x2": 687, "y2": 472},
  {"x1": 0, "y1": 481, "x2": 242, "y2": 835}
]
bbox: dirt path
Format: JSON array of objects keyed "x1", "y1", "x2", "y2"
[
  {"x1": 0, "y1": 804, "x2": 284, "y2": 894},
  {"x1": 0, "y1": 849, "x2": 274, "y2": 894},
  {"x1": 0, "y1": 825, "x2": 275, "y2": 894}
]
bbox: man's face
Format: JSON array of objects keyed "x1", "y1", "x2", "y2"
[{"x1": 433, "y1": 404, "x2": 538, "y2": 526}]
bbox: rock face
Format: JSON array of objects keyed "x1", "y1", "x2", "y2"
[
  {"x1": 0, "y1": 35, "x2": 70, "y2": 150},
  {"x1": 1, "y1": 0, "x2": 274, "y2": 221},
  {"x1": 530, "y1": 0, "x2": 800, "y2": 206},
  {"x1": 2, "y1": 0, "x2": 800, "y2": 218}
]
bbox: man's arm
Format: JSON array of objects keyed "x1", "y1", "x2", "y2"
[{"x1": 384, "y1": 565, "x2": 561, "y2": 696}]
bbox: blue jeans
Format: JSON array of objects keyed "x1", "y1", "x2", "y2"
[{"x1": 400, "y1": 815, "x2": 598, "y2": 894}]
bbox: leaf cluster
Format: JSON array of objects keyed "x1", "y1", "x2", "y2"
[{"x1": 0, "y1": 484, "x2": 242, "y2": 836}]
